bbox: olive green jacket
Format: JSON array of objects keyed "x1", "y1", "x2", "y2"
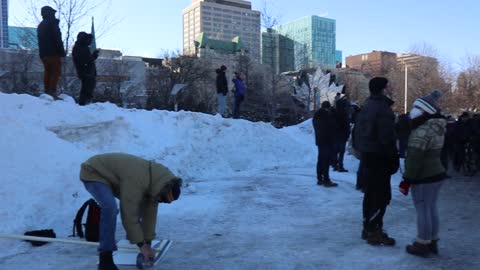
[
  {"x1": 404, "y1": 118, "x2": 447, "y2": 184},
  {"x1": 80, "y1": 153, "x2": 177, "y2": 244}
]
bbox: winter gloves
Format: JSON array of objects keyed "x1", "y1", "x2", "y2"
[{"x1": 399, "y1": 180, "x2": 411, "y2": 196}]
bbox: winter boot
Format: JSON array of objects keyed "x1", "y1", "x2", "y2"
[
  {"x1": 429, "y1": 239, "x2": 439, "y2": 254},
  {"x1": 98, "y1": 251, "x2": 119, "y2": 270},
  {"x1": 406, "y1": 241, "x2": 431, "y2": 257},
  {"x1": 317, "y1": 179, "x2": 324, "y2": 186},
  {"x1": 366, "y1": 230, "x2": 395, "y2": 246},
  {"x1": 323, "y1": 180, "x2": 338, "y2": 187},
  {"x1": 361, "y1": 229, "x2": 367, "y2": 240}
]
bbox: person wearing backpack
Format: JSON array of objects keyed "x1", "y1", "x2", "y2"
[{"x1": 79, "y1": 153, "x2": 182, "y2": 270}]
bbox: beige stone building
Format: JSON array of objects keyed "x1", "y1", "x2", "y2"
[{"x1": 182, "y1": 0, "x2": 261, "y2": 60}]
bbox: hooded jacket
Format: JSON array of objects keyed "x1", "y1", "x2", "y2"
[
  {"x1": 79, "y1": 153, "x2": 178, "y2": 244},
  {"x1": 72, "y1": 32, "x2": 98, "y2": 79},
  {"x1": 37, "y1": 8, "x2": 66, "y2": 58}
]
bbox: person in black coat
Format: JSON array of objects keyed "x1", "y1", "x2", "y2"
[
  {"x1": 73, "y1": 32, "x2": 99, "y2": 106},
  {"x1": 354, "y1": 77, "x2": 399, "y2": 246},
  {"x1": 332, "y1": 95, "x2": 351, "y2": 172},
  {"x1": 37, "y1": 6, "x2": 66, "y2": 99},
  {"x1": 313, "y1": 101, "x2": 338, "y2": 187},
  {"x1": 215, "y1": 65, "x2": 228, "y2": 116}
]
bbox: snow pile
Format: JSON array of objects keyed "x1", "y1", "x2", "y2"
[{"x1": 0, "y1": 93, "x2": 316, "y2": 235}]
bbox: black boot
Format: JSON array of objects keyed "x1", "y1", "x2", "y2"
[
  {"x1": 366, "y1": 230, "x2": 395, "y2": 246},
  {"x1": 406, "y1": 241, "x2": 431, "y2": 257},
  {"x1": 322, "y1": 179, "x2": 338, "y2": 187},
  {"x1": 429, "y1": 239, "x2": 439, "y2": 254},
  {"x1": 98, "y1": 251, "x2": 119, "y2": 270}
]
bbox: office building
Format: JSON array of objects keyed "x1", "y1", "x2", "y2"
[
  {"x1": 0, "y1": 0, "x2": 8, "y2": 48},
  {"x1": 8, "y1": 26, "x2": 38, "y2": 50},
  {"x1": 345, "y1": 51, "x2": 397, "y2": 77},
  {"x1": 272, "y1": 15, "x2": 337, "y2": 71},
  {"x1": 182, "y1": 0, "x2": 261, "y2": 60}
]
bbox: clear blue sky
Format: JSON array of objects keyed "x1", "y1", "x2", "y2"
[{"x1": 9, "y1": 0, "x2": 480, "y2": 64}]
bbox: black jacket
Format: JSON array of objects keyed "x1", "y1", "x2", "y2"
[
  {"x1": 216, "y1": 69, "x2": 228, "y2": 95},
  {"x1": 37, "y1": 14, "x2": 66, "y2": 59},
  {"x1": 333, "y1": 97, "x2": 351, "y2": 142},
  {"x1": 354, "y1": 94, "x2": 397, "y2": 154},
  {"x1": 313, "y1": 108, "x2": 336, "y2": 145},
  {"x1": 72, "y1": 33, "x2": 98, "y2": 79}
]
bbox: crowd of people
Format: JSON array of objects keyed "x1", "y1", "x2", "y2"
[
  {"x1": 34, "y1": 4, "x2": 478, "y2": 267},
  {"x1": 312, "y1": 76, "x2": 473, "y2": 257}
]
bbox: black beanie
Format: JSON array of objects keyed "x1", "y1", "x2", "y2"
[{"x1": 369, "y1": 77, "x2": 388, "y2": 94}]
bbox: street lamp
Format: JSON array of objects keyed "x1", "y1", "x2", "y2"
[{"x1": 404, "y1": 64, "x2": 408, "y2": 114}]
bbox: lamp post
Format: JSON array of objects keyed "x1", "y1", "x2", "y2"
[{"x1": 404, "y1": 65, "x2": 408, "y2": 114}]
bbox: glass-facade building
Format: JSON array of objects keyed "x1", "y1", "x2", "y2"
[
  {"x1": 0, "y1": 0, "x2": 8, "y2": 48},
  {"x1": 336, "y1": 50, "x2": 342, "y2": 66},
  {"x1": 269, "y1": 15, "x2": 336, "y2": 72}
]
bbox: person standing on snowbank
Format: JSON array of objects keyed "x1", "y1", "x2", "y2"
[
  {"x1": 215, "y1": 65, "x2": 228, "y2": 116},
  {"x1": 37, "y1": 6, "x2": 66, "y2": 99},
  {"x1": 73, "y1": 31, "x2": 99, "y2": 106},
  {"x1": 80, "y1": 153, "x2": 182, "y2": 270},
  {"x1": 232, "y1": 72, "x2": 246, "y2": 119}
]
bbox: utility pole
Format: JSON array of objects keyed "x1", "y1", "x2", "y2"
[{"x1": 404, "y1": 65, "x2": 408, "y2": 114}]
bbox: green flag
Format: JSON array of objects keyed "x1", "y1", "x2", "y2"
[{"x1": 89, "y1": 17, "x2": 97, "y2": 54}]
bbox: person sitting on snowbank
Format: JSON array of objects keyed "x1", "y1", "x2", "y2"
[{"x1": 80, "y1": 153, "x2": 182, "y2": 270}]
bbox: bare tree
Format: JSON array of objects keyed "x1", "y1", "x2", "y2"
[
  {"x1": 386, "y1": 44, "x2": 450, "y2": 113},
  {"x1": 162, "y1": 51, "x2": 215, "y2": 113},
  {"x1": 454, "y1": 55, "x2": 480, "y2": 112},
  {"x1": 24, "y1": 0, "x2": 117, "y2": 53}
]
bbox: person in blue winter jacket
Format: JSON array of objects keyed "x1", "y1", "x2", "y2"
[{"x1": 232, "y1": 72, "x2": 246, "y2": 119}]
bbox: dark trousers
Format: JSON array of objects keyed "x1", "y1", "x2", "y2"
[
  {"x1": 317, "y1": 144, "x2": 332, "y2": 182},
  {"x1": 41, "y1": 56, "x2": 62, "y2": 96},
  {"x1": 356, "y1": 158, "x2": 366, "y2": 190},
  {"x1": 332, "y1": 140, "x2": 346, "y2": 168},
  {"x1": 233, "y1": 95, "x2": 244, "y2": 119},
  {"x1": 398, "y1": 137, "x2": 408, "y2": 159},
  {"x1": 79, "y1": 76, "x2": 96, "y2": 106},
  {"x1": 361, "y1": 152, "x2": 392, "y2": 232}
]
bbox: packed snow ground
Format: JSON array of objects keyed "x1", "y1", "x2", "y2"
[{"x1": 0, "y1": 93, "x2": 479, "y2": 270}]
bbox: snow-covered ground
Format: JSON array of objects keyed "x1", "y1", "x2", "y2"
[{"x1": 0, "y1": 93, "x2": 479, "y2": 270}]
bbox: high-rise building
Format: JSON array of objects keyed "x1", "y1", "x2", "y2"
[
  {"x1": 272, "y1": 15, "x2": 336, "y2": 71},
  {"x1": 0, "y1": 0, "x2": 8, "y2": 48},
  {"x1": 182, "y1": 0, "x2": 261, "y2": 60}
]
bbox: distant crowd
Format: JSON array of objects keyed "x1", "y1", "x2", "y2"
[{"x1": 312, "y1": 75, "x2": 478, "y2": 257}]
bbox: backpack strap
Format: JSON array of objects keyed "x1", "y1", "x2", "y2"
[{"x1": 72, "y1": 199, "x2": 94, "y2": 238}]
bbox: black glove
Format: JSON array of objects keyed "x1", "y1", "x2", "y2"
[
  {"x1": 92, "y1": 50, "x2": 100, "y2": 59},
  {"x1": 389, "y1": 152, "x2": 400, "y2": 175}
]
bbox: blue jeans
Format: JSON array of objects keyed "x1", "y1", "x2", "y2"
[
  {"x1": 217, "y1": 94, "x2": 226, "y2": 116},
  {"x1": 411, "y1": 181, "x2": 443, "y2": 241},
  {"x1": 83, "y1": 181, "x2": 119, "y2": 252}
]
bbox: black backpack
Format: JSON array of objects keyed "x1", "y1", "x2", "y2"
[{"x1": 72, "y1": 199, "x2": 101, "y2": 242}]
